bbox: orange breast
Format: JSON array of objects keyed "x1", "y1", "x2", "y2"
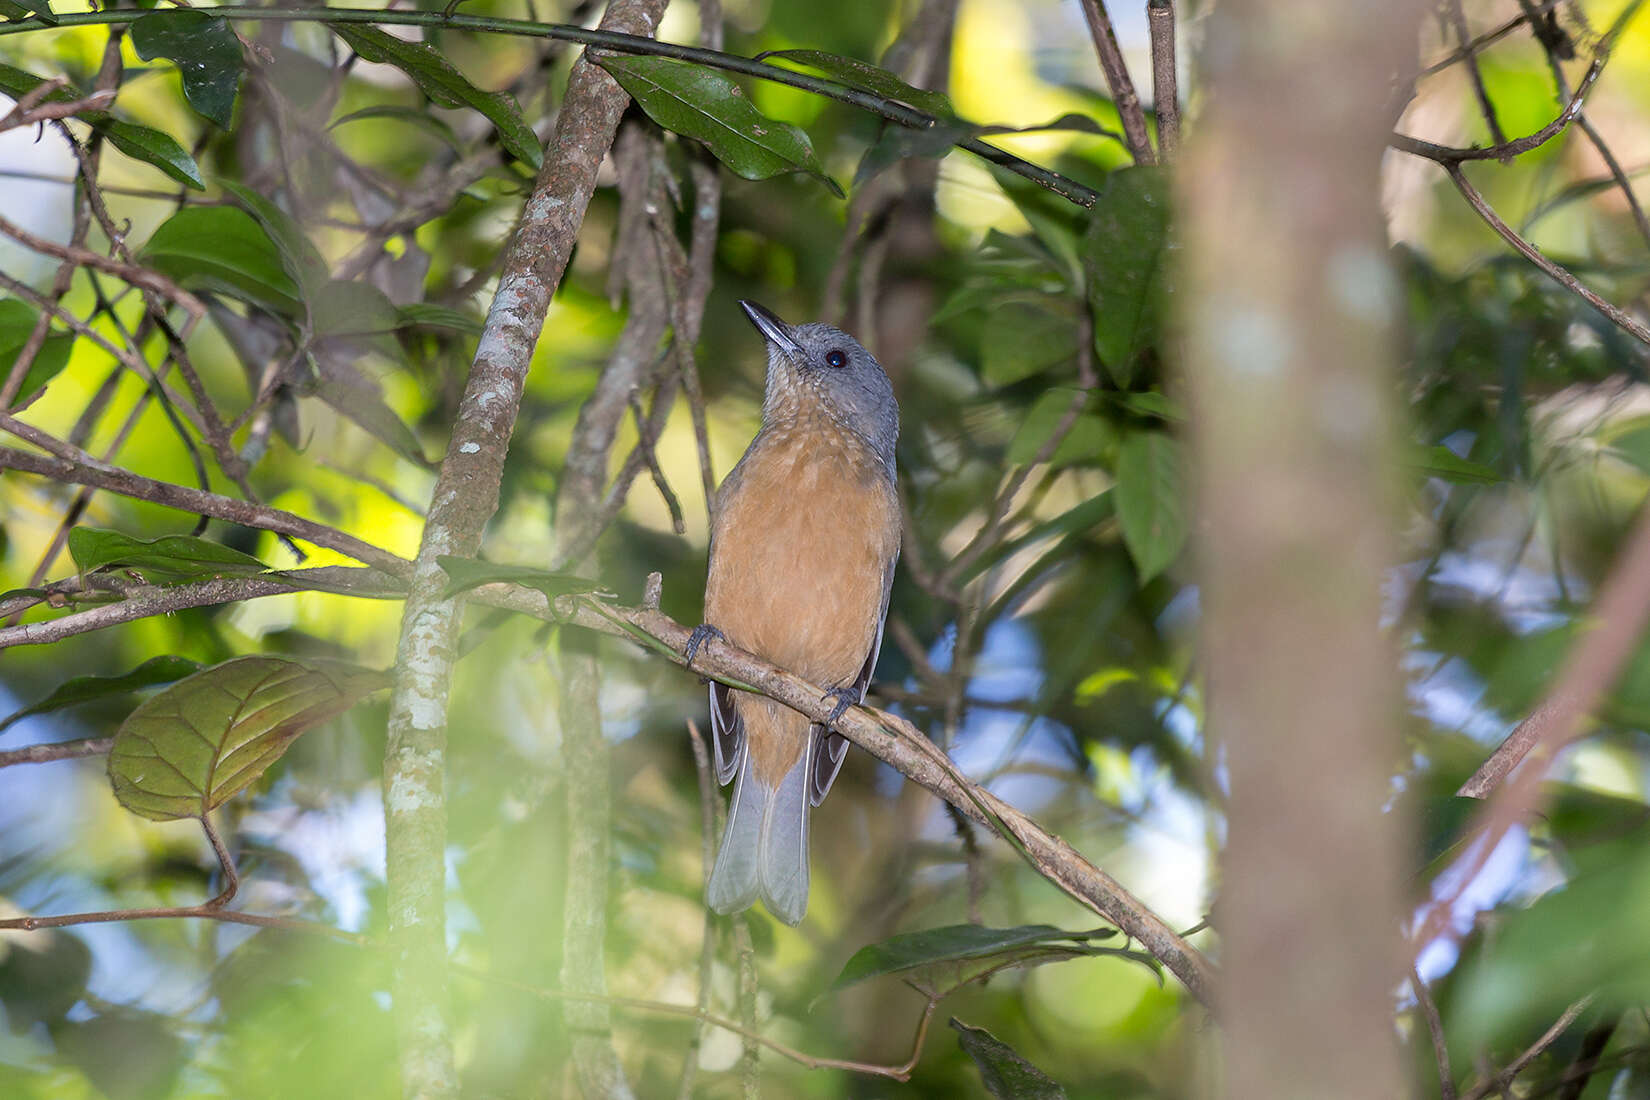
[{"x1": 704, "y1": 416, "x2": 900, "y2": 783}]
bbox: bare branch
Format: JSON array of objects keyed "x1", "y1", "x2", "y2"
[
  {"x1": 1412, "y1": 966, "x2": 1458, "y2": 1100},
  {"x1": 1391, "y1": 57, "x2": 1602, "y2": 164},
  {"x1": 468, "y1": 588, "x2": 1218, "y2": 1007},
  {"x1": 1437, "y1": 161, "x2": 1650, "y2": 349},
  {"x1": 0, "y1": 738, "x2": 113, "y2": 768},
  {"x1": 0, "y1": 439, "x2": 414, "y2": 577},
  {"x1": 1077, "y1": 0, "x2": 1154, "y2": 164}
]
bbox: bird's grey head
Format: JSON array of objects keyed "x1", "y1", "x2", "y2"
[{"x1": 739, "y1": 299, "x2": 898, "y2": 468}]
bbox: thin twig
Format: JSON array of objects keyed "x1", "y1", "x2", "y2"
[
  {"x1": 0, "y1": 738, "x2": 114, "y2": 768},
  {"x1": 1412, "y1": 965, "x2": 1458, "y2": 1100},
  {"x1": 0, "y1": 440, "x2": 414, "y2": 576},
  {"x1": 1076, "y1": 0, "x2": 1154, "y2": 164},
  {"x1": 1440, "y1": 161, "x2": 1650, "y2": 349},
  {"x1": 1146, "y1": 0, "x2": 1178, "y2": 162},
  {"x1": 1460, "y1": 997, "x2": 1593, "y2": 1100},
  {"x1": 1445, "y1": 0, "x2": 1509, "y2": 149},
  {"x1": 1391, "y1": 57, "x2": 1602, "y2": 164}
]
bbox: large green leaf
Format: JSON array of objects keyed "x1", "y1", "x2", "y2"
[
  {"x1": 1114, "y1": 430, "x2": 1186, "y2": 583},
  {"x1": 0, "y1": 64, "x2": 201, "y2": 189},
  {"x1": 982, "y1": 302, "x2": 1077, "y2": 385},
  {"x1": 108, "y1": 656, "x2": 389, "y2": 821},
  {"x1": 1084, "y1": 166, "x2": 1170, "y2": 386},
  {"x1": 1006, "y1": 389, "x2": 1110, "y2": 466},
  {"x1": 0, "y1": 655, "x2": 203, "y2": 735},
  {"x1": 328, "y1": 24, "x2": 541, "y2": 170},
  {"x1": 0, "y1": 298, "x2": 74, "y2": 403},
  {"x1": 832, "y1": 924, "x2": 1116, "y2": 991},
  {"x1": 131, "y1": 11, "x2": 244, "y2": 129},
  {"x1": 757, "y1": 48, "x2": 952, "y2": 115},
  {"x1": 69, "y1": 528, "x2": 271, "y2": 584},
  {"x1": 139, "y1": 205, "x2": 300, "y2": 316},
  {"x1": 436, "y1": 556, "x2": 608, "y2": 602},
  {"x1": 952, "y1": 1019, "x2": 1069, "y2": 1100},
  {"x1": 218, "y1": 180, "x2": 329, "y2": 299},
  {"x1": 597, "y1": 55, "x2": 842, "y2": 197}
]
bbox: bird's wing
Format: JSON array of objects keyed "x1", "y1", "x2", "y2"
[
  {"x1": 709, "y1": 680, "x2": 743, "y2": 785},
  {"x1": 808, "y1": 550, "x2": 898, "y2": 807}
]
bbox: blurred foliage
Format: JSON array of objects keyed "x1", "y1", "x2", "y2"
[{"x1": 1, "y1": 0, "x2": 1650, "y2": 1097}]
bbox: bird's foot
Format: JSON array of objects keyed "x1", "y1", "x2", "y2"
[
  {"x1": 821, "y1": 685, "x2": 860, "y2": 725},
  {"x1": 684, "y1": 623, "x2": 726, "y2": 668}
]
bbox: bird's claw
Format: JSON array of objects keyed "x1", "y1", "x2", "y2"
[
  {"x1": 821, "y1": 685, "x2": 859, "y2": 725},
  {"x1": 684, "y1": 623, "x2": 726, "y2": 669}
]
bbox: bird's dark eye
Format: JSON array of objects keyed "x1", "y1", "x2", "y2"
[{"x1": 825, "y1": 349, "x2": 847, "y2": 369}]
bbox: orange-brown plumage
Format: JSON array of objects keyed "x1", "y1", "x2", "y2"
[
  {"x1": 695, "y1": 300, "x2": 901, "y2": 926},
  {"x1": 705, "y1": 413, "x2": 900, "y2": 785}
]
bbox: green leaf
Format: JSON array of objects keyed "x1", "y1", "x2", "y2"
[
  {"x1": 1084, "y1": 166, "x2": 1170, "y2": 386},
  {"x1": 0, "y1": 0, "x2": 56, "y2": 24},
  {"x1": 131, "y1": 11, "x2": 243, "y2": 129},
  {"x1": 328, "y1": 24, "x2": 541, "y2": 170},
  {"x1": 951, "y1": 1019, "x2": 1070, "y2": 1100},
  {"x1": 757, "y1": 49, "x2": 952, "y2": 115},
  {"x1": 396, "y1": 302, "x2": 483, "y2": 335},
  {"x1": 0, "y1": 298, "x2": 74, "y2": 402},
  {"x1": 139, "y1": 205, "x2": 300, "y2": 316},
  {"x1": 68, "y1": 528, "x2": 270, "y2": 584},
  {"x1": 108, "y1": 656, "x2": 389, "y2": 821},
  {"x1": 308, "y1": 356, "x2": 432, "y2": 469},
  {"x1": 1410, "y1": 444, "x2": 1500, "y2": 485},
  {"x1": 597, "y1": 55, "x2": 842, "y2": 198},
  {"x1": 854, "y1": 117, "x2": 975, "y2": 188},
  {"x1": 217, "y1": 180, "x2": 329, "y2": 299},
  {"x1": 329, "y1": 103, "x2": 465, "y2": 156},
  {"x1": 1007, "y1": 389, "x2": 1110, "y2": 466},
  {"x1": 982, "y1": 302, "x2": 1076, "y2": 385},
  {"x1": 0, "y1": 655, "x2": 204, "y2": 735},
  {"x1": 436, "y1": 556, "x2": 609, "y2": 602},
  {"x1": 832, "y1": 924, "x2": 1115, "y2": 991},
  {"x1": 1114, "y1": 431, "x2": 1187, "y2": 583}
]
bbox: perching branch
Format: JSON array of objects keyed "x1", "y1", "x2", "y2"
[{"x1": 470, "y1": 588, "x2": 1218, "y2": 1008}]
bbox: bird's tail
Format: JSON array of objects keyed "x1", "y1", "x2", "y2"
[{"x1": 706, "y1": 723, "x2": 813, "y2": 926}]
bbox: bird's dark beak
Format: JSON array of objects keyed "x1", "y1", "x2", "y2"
[{"x1": 739, "y1": 299, "x2": 805, "y2": 358}]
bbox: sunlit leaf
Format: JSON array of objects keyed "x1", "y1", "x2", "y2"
[
  {"x1": 758, "y1": 48, "x2": 952, "y2": 115},
  {"x1": 0, "y1": 298, "x2": 74, "y2": 403},
  {"x1": 436, "y1": 556, "x2": 609, "y2": 602},
  {"x1": 1115, "y1": 430, "x2": 1186, "y2": 583},
  {"x1": 328, "y1": 24, "x2": 541, "y2": 170},
  {"x1": 597, "y1": 55, "x2": 842, "y2": 197},
  {"x1": 832, "y1": 924, "x2": 1116, "y2": 991},
  {"x1": 139, "y1": 206, "x2": 300, "y2": 316},
  {"x1": 0, "y1": 655, "x2": 204, "y2": 735},
  {"x1": 1007, "y1": 389, "x2": 1110, "y2": 466},
  {"x1": 951, "y1": 1019, "x2": 1070, "y2": 1100},
  {"x1": 131, "y1": 10, "x2": 243, "y2": 129},
  {"x1": 69, "y1": 528, "x2": 271, "y2": 584},
  {"x1": 108, "y1": 656, "x2": 389, "y2": 821},
  {"x1": 100, "y1": 119, "x2": 206, "y2": 190},
  {"x1": 1084, "y1": 166, "x2": 1169, "y2": 386}
]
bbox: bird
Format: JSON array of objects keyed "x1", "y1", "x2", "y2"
[{"x1": 684, "y1": 299, "x2": 901, "y2": 926}]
